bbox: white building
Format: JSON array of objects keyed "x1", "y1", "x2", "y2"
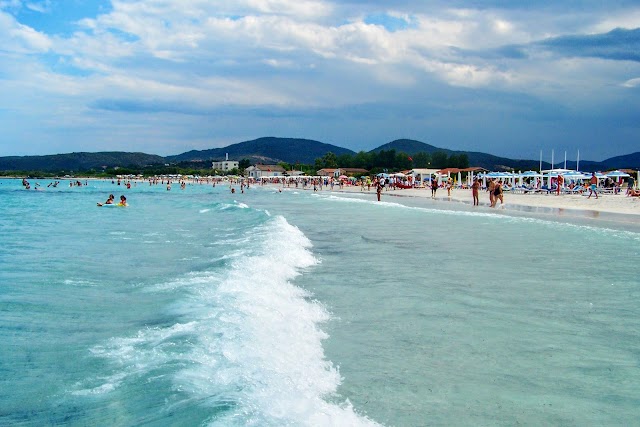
[
  {"x1": 212, "y1": 153, "x2": 238, "y2": 171},
  {"x1": 212, "y1": 160, "x2": 239, "y2": 171}
]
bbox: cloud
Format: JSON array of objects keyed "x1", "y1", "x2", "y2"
[
  {"x1": 25, "y1": 0, "x2": 51, "y2": 14},
  {"x1": 1, "y1": 1, "x2": 640, "y2": 159},
  {"x1": 0, "y1": 10, "x2": 51, "y2": 52},
  {"x1": 537, "y1": 27, "x2": 640, "y2": 62},
  {"x1": 622, "y1": 77, "x2": 640, "y2": 87}
]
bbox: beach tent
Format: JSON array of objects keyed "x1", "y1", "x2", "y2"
[{"x1": 409, "y1": 169, "x2": 440, "y2": 186}]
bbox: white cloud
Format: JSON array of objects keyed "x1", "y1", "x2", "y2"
[
  {"x1": 2, "y1": 0, "x2": 640, "y2": 158},
  {"x1": 622, "y1": 77, "x2": 640, "y2": 88},
  {"x1": 25, "y1": 0, "x2": 51, "y2": 13},
  {"x1": 589, "y1": 9, "x2": 640, "y2": 33},
  {"x1": 245, "y1": 0, "x2": 332, "y2": 19},
  {"x1": 0, "y1": 0, "x2": 22, "y2": 10},
  {"x1": 0, "y1": 11, "x2": 51, "y2": 53}
]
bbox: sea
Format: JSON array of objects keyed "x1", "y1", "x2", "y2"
[{"x1": 1, "y1": 177, "x2": 639, "y2": 426}]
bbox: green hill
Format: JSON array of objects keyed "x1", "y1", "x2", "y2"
[
  {"x1": 1, "y1": 138, "x2": 638, "y2": 174},
  {"x1": 600, "y1": 152, "x2": 640, "y2": 170},
  {"x1": 370, "y1": 139, "x2": 546, "y2": 171},
  {"x1": 167, "y1": 137, "x2": 355, "y2": 164},
  {"x1": 370, "y1": 139, "x2": 447, "y2": 155},
  {"x1": 0, "y1": 152, "x2": 165, "y2": 173}
]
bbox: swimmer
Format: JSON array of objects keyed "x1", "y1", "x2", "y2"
[
  {"x1": 97, "y1": 194, "x2": 115, "y2": 206},
  {"x1": 117, "y1": 195, "x2": 128, "y2": 206}
]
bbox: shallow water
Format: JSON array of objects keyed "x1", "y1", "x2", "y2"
[{"x1": 1, "y1": 178, "x2": 639, "y2": 426}]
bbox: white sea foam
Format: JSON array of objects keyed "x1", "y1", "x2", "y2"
[
  {"x1": 88, "y1": 215, "x2": 379, "y2": 426},
  {"x1": 319, "y1": 193, "x2": 640, "y2": 240}
]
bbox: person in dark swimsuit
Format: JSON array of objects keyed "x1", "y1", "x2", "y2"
[{"x1": 492, "y1": 180, "x2": 504, "y2": 207}]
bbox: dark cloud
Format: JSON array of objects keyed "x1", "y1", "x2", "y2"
[
  {"x1": 452, "y1": 27, "x2": 640, "y2": 63},
  {"x1": 538, "y1": 27, "x2": 640, "y2": 62}
]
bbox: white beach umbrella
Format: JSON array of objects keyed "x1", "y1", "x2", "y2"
[
  {"x1": 604, "y1": 170, "x2": 630, "y2": 178},
  {"x1": 457, "y1": 171, "x2": 462, "y2": 186}
]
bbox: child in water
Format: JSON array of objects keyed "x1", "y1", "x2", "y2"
[{"x1": 97, "y1": 194, "x2": 115, "y2": 206}]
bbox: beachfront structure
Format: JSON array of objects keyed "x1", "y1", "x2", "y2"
[
  {"x1": 335, "y1": 168, "x2": 369, "y2": 177},
  {"x1": 317, "y1": 168, "x2": 369, "y2": 177},
  {"x1": 212, "y1": 160, "x2": 239, "y2": 171},
  {"x1": 409, "y1": 168, "x2": 442, "y2": 183},
  {"x1": 316, "y1": 168, "x2": 337, "y2": 177},
  {"x1": 245, "y1": 164, "x2": 286, "y2": 178}
]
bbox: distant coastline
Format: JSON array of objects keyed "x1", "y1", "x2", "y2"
[{"x1": 1, "y1": 137, "x2": 639, "y2": 174}]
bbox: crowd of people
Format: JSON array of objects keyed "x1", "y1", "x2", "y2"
[{"x1": 17, "y1": 171, "x2": 639, "y2": 209}]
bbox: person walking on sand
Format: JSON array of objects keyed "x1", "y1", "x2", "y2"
[
  {"x1": 556, "y1": 174, "x2": 564, "y2": 195},
  {"x1": 627, "y1": 175, "x2": 636, "y2": 196},
  {"x1": 471, "y1": 178, "x2": 480, "y2": 206},
  {"x1": 588, "y1": 172, "x2": 599, "y2": 199}
]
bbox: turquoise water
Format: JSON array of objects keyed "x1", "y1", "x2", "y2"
[{"x1": 1, "y1": 178, "x2": 639, "y2": 426}]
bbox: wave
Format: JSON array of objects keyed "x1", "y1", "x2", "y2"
[
  {"x1": 81, "y1": 215, "x2": 379, "y2": 426},
  {"x1": 316, "y1": 192, "x2": 640, "y2": 241}
]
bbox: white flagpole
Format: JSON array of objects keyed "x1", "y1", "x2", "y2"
[
  {"x1": 577, "y1": 150, "x2": 580, "y2": 172},
  {"x1": 564, "y1": 151, "x2": 567, "y2": 169},
  {"x1": 539, "y1": 150, "x2": 542, "y2": 172}
]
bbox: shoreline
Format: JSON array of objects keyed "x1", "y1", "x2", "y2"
[{"x1": 316, "y1": 184, "x2": 640, "y2": 227}]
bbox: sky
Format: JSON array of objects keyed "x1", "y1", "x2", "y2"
[{"x1": 1, "y1": 1, "x2": 639, "y2": 162}]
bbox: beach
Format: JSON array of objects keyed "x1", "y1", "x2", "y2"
[{"x1": 328, "y1": 184, "x2": 640, "y2": 218}]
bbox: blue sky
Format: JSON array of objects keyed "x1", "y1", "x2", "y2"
[{"x1": 1, "y1": 1, "x2": 639, "y2": 161}]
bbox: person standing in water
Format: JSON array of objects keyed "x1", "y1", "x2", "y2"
[
  {"x1": 487, "y1": 179, "x2": 496, "y2": 206},
  {"x1": 492, "y1": 180, "x2": 504, "y2": 207},
  {"x1": 471, "y1": 178, "x2": 480, "y2": 206}
]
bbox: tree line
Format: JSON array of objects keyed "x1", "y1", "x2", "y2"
[
  {"x1": 2, "y1": 149, "x2": 470, "y2": 178},
  {"x1": 282, "y1": 149, "x2": 469, "y2": 174}
]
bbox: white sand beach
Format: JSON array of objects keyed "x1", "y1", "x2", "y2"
[{"x1": 330, "y1": 184, "x2": 640, "y2": 217}]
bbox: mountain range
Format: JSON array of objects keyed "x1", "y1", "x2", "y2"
[{"x1": 1, "y1": 137, "x2": 638, "y2": 173}]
